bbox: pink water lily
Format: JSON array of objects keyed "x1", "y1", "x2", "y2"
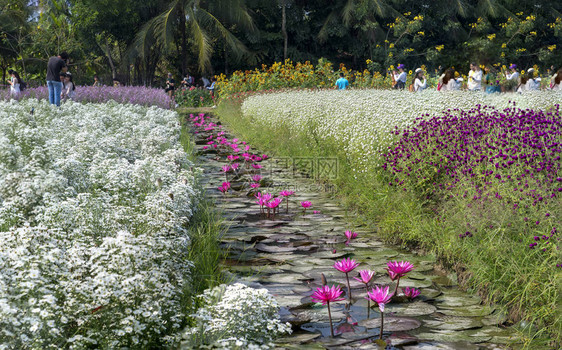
[
  {"x1": 387, "y1": 260, "x2": 414, "y2": 297},
  {"x1": 252, "y1": 174, "x2": 262, "y2": 182},
  {"x1": 344, "y1": 230, "x2": 358, "y2": 245},
  {"x1": 301, "y1": 201, "x2": 312, "y2": 216},
  {"x1": 387, "y1": 261, "x2": 414, "y2": 280},
  {"x1": 280, "y1": 190, "x2": 295, "y2": 212},
  {"x1": 334, "y1": 258, "x2": 359, "y2": 301},
  {"x1": 311, "y1": 285, "x2": 344, "y2": 337},
  {"x1": 353, "y1": 269, "x2": 375, "y2": 285},
  {"x1": 217, "y1": 182, "x2": 231, "y2": 194},
  {"x1": 250, "y1": 183, "x2": 260, "y2": 189},
  {"x1": 402, "y1": 287, "x2": 420, "y2": 300},
  {"x1": 367, "y1": 285, "x2": 393, "y2": 340}
]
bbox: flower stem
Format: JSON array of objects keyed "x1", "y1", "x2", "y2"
[
  {"x1": 286, "y1": 199, "x2": 289, "y2": 213},
  {"x1": 393, "y1": 277, "x2": 400, "y2": 298},
  {"x1": 365, "y1": 284, "x2": 370, "y2": 318},
  {"x1": 327, "y1": 301, "x2": 334, "y2": 337},
  {"x1": 379, "y1": 311, "x2": 384, "y2": 340},
  {"x1": 345, "y1": 272, "x2": 352, "y2": 301}
]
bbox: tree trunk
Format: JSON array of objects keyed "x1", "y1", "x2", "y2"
[
  {"x1": 104, "y1": 40, "x2": 117, "y2": 80},
  {"x1": 282, "y1": 4, "x2": 288, "y2": 60},
  {"x1": 180, "y1": 7, "x2": 187, "y2": 76},
  {"x1": 224, "y1": 43, "x2": 229, "y2": 75}
]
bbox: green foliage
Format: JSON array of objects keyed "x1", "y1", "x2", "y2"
[{"x1": 175, "y1": 88, "x2": 214, "y2": 108}]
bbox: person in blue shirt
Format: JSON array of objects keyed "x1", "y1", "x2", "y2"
[{"x1": 335, "y1": 73, "x2": 349, "y2": 90}]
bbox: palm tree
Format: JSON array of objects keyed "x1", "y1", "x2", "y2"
[{"x1": 133, "y1": 0, "x2": 256, "y2": 74}]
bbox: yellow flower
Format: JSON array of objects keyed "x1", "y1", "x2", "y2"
[
  {"x1": 389, "y1": 43, "x2": 395, "y2": 48},
  {"x1": 435, "y1": 45, "x2": 444, "y2": 52},
  {"x1": 388, "y1": 52, "x2": 393, "y2": 58},
  {"x1": 417, "y1": 31, "x2": 425, "y2": 36},
  {"x1": 487, "y1": 34, "x2": 496, "y2": 40},
  {"x1": 501, "y1": 43, "x2": 507, "y2": 48},
  {"x1": 530, "y1": 31, "x2": 537, "y2": 36},
  {"x1": 501, "y1": 52, "x2": 505, "y2": 57},
  {"x1": 408, "y1": 70, "x2": 413, "y2": 75},
  {"x1": 366, "y1": 59, "x2": 373, "y2": 65},
  {"x1": 548, "y1": 44, "x2": 556, "y2": 52}
]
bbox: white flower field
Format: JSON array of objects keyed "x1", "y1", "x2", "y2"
[
  {"x1": 242, "y1": 90, "x2": 561, "y2": 172},
  {"x1": 0, "y1": 100, "x2": 197, "y2": 348}
]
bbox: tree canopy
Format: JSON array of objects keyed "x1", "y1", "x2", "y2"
[{"x1": 1, "y1": 0, "x2": 561, "y2": 86}]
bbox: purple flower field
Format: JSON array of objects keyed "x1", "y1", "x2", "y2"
[
  {"x1": 383, "y1": 103, "x2": 561, "y2": 205},
  {"x1": 1, "y1": 85, "x2": 172, "y2": 109}
]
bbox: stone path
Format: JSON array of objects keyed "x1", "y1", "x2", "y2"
[{"x1": 189, "y1": 113, "x2": 519, "y2": 349}]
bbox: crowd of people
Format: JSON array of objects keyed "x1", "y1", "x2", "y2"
[
  {"x1": 5, "y1": 52, "x2": 562, "y2": 103},
  {"x1": 335, "y1": 62, "x2": 562, "y2": 92},
  {"x1": 164, "y1": 72, "x2": 216, "y2": 100}
]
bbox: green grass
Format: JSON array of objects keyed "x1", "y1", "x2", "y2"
[
  {"x1": 215, "y1": 100, "x2": 561, "y2": 349},
  {"x1": 178, "y1": 113, "x2": 228, "y2": 314}
]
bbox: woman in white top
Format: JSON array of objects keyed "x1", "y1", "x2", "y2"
[
  {"x1": 505, "y1": 64, "x2": 520, "y2": 83},
  {"x1": 392, "y1": 64, "x2": 407, "y2": 89},
  {"x1": 413, "y1": 68, "x2": 427, "y2": 92},
  {"x1": 524, "y1": 68, "x2": 540, "y2": 91},
  {"x1": 8, "y1": 70, "x2": 21, "y2": 97},
  {"x1": 467, "y1": 63, "x2": 483, "y2": 91},
  {"x1": 440, "y1": 69, "x2": 462, "y2": 91}
]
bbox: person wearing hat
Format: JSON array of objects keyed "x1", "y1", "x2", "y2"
[
  {"x1": 413, "y1": 68, "x2": 427, "y2": 92},
  {"x1": 467, "y1": 62, "x2": 483, "y2": 91},
  {"x1": 392, "y1": 64, "x2": 407, "y2": 89},
  {"x1": 505, "y1": 64, "x2": 520, "y2": 82}
]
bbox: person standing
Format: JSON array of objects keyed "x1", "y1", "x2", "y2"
[
  {"x1": 335, "y1": 73, "x2": 349, "y2": 90},
  {"x1": 46, "y1": 52, "x2": 69, "y2": 106},
  {"x1": 524, "y1": 68, "x2": 541, "y2": 91},
  {"x1": 413, "y1": 68, "x2": 427, "y2": 92},
  {"x1": 93, "y1": 75, "x2": 101, "y2": 87},
  {"x1": 393, "y1": 64, "x2": 407, "y2": 89},
  {"x1": 8, "y1": 69, "x2": 21, "y2": 98},
  {"x1": 467, "y1": 62, "x2": 483, "y2": 91},
  {"x1": 201, "y1": 76, "x2": 211, "y2": 89},
  {"x1": 165, "y1": 72, "x2": 175, "y2": 99},
  {"x1": 550, "y1": 68, "x2": 562, "y2": 90}
]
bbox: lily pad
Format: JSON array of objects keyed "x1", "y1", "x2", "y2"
[
  {"x1": 277, "y1": 332, "x2": 321, "y2": 344},
  {"x1": 415, "y1": 329, "x2": 492, "y2": 344},
  {"x1": 384, "y1": 301, "x2": 437, "y2": 317},
  {"x1": 438, "y1": 304, "x2": 495, "y2": 317},
  {"x1": 423, "y1": 316, "x2": 483, "y2": 331},
  {"x1": 359, "y1": 317, "x2": 422, "y2": 332},
  {"x1": 403, "y1": 342, "x2": 479, "y2": 350},
  {"x1": 434, "y1": 292, "x2": 482, "y2": 308}
]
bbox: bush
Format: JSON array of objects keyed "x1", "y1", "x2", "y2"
[{"x1": 175, "y1": 88, "x2": 214, "y2": 108}]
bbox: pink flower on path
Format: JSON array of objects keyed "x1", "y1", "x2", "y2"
[
  {"x1": 402, "y1": 287, "x2": 420, "y2": 300},
  {"x1": 334, "y1": 258, "x2": 359, "y2": 273},
  {"x1": 386, "y1": 261, "x2": 414, "y2": 281},
  {"x1": 251, "y1": 163, "x2": 262, "y2": 169},
  {"x1": 252, "y1": 175, "x2": 262, "y2": 182},
  {"x1": 311, "y1": 285, "x2": 344, "y2": 337},
  {"x1": 279, "y1": 190, "x2": 295, "y2": 197},
  {"x1": 265, "y1": 197, "x2": 282, "y2": 209},
  {"x1": 217, "y1": 182, "x2": 230, "y2": 194},
  {"x1": 367, "y1": 285, "x2": 392, "y2": 313},
  {"x1": 344, "y1": 230, "x2": 358, "y2": 245},
  {"x1": 334, "y1": 258, "x2": 359, "y2": 301},
  {"x1": 250, "y1": 183, "x2": 260, "y2": 189},
  {"x1": 311, "y1": 285, "x2": 345, "y2": 305},
  {"x1": 221, "y1": 165, "x2": 231, "y2": 173},
  {"x1": 353, "y1": 270, "x2": 375, "y2": 285}
]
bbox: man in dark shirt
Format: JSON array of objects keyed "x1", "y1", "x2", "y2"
[{"x1": 46, "y1": 52, "x2": 69, "y2": 106}]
